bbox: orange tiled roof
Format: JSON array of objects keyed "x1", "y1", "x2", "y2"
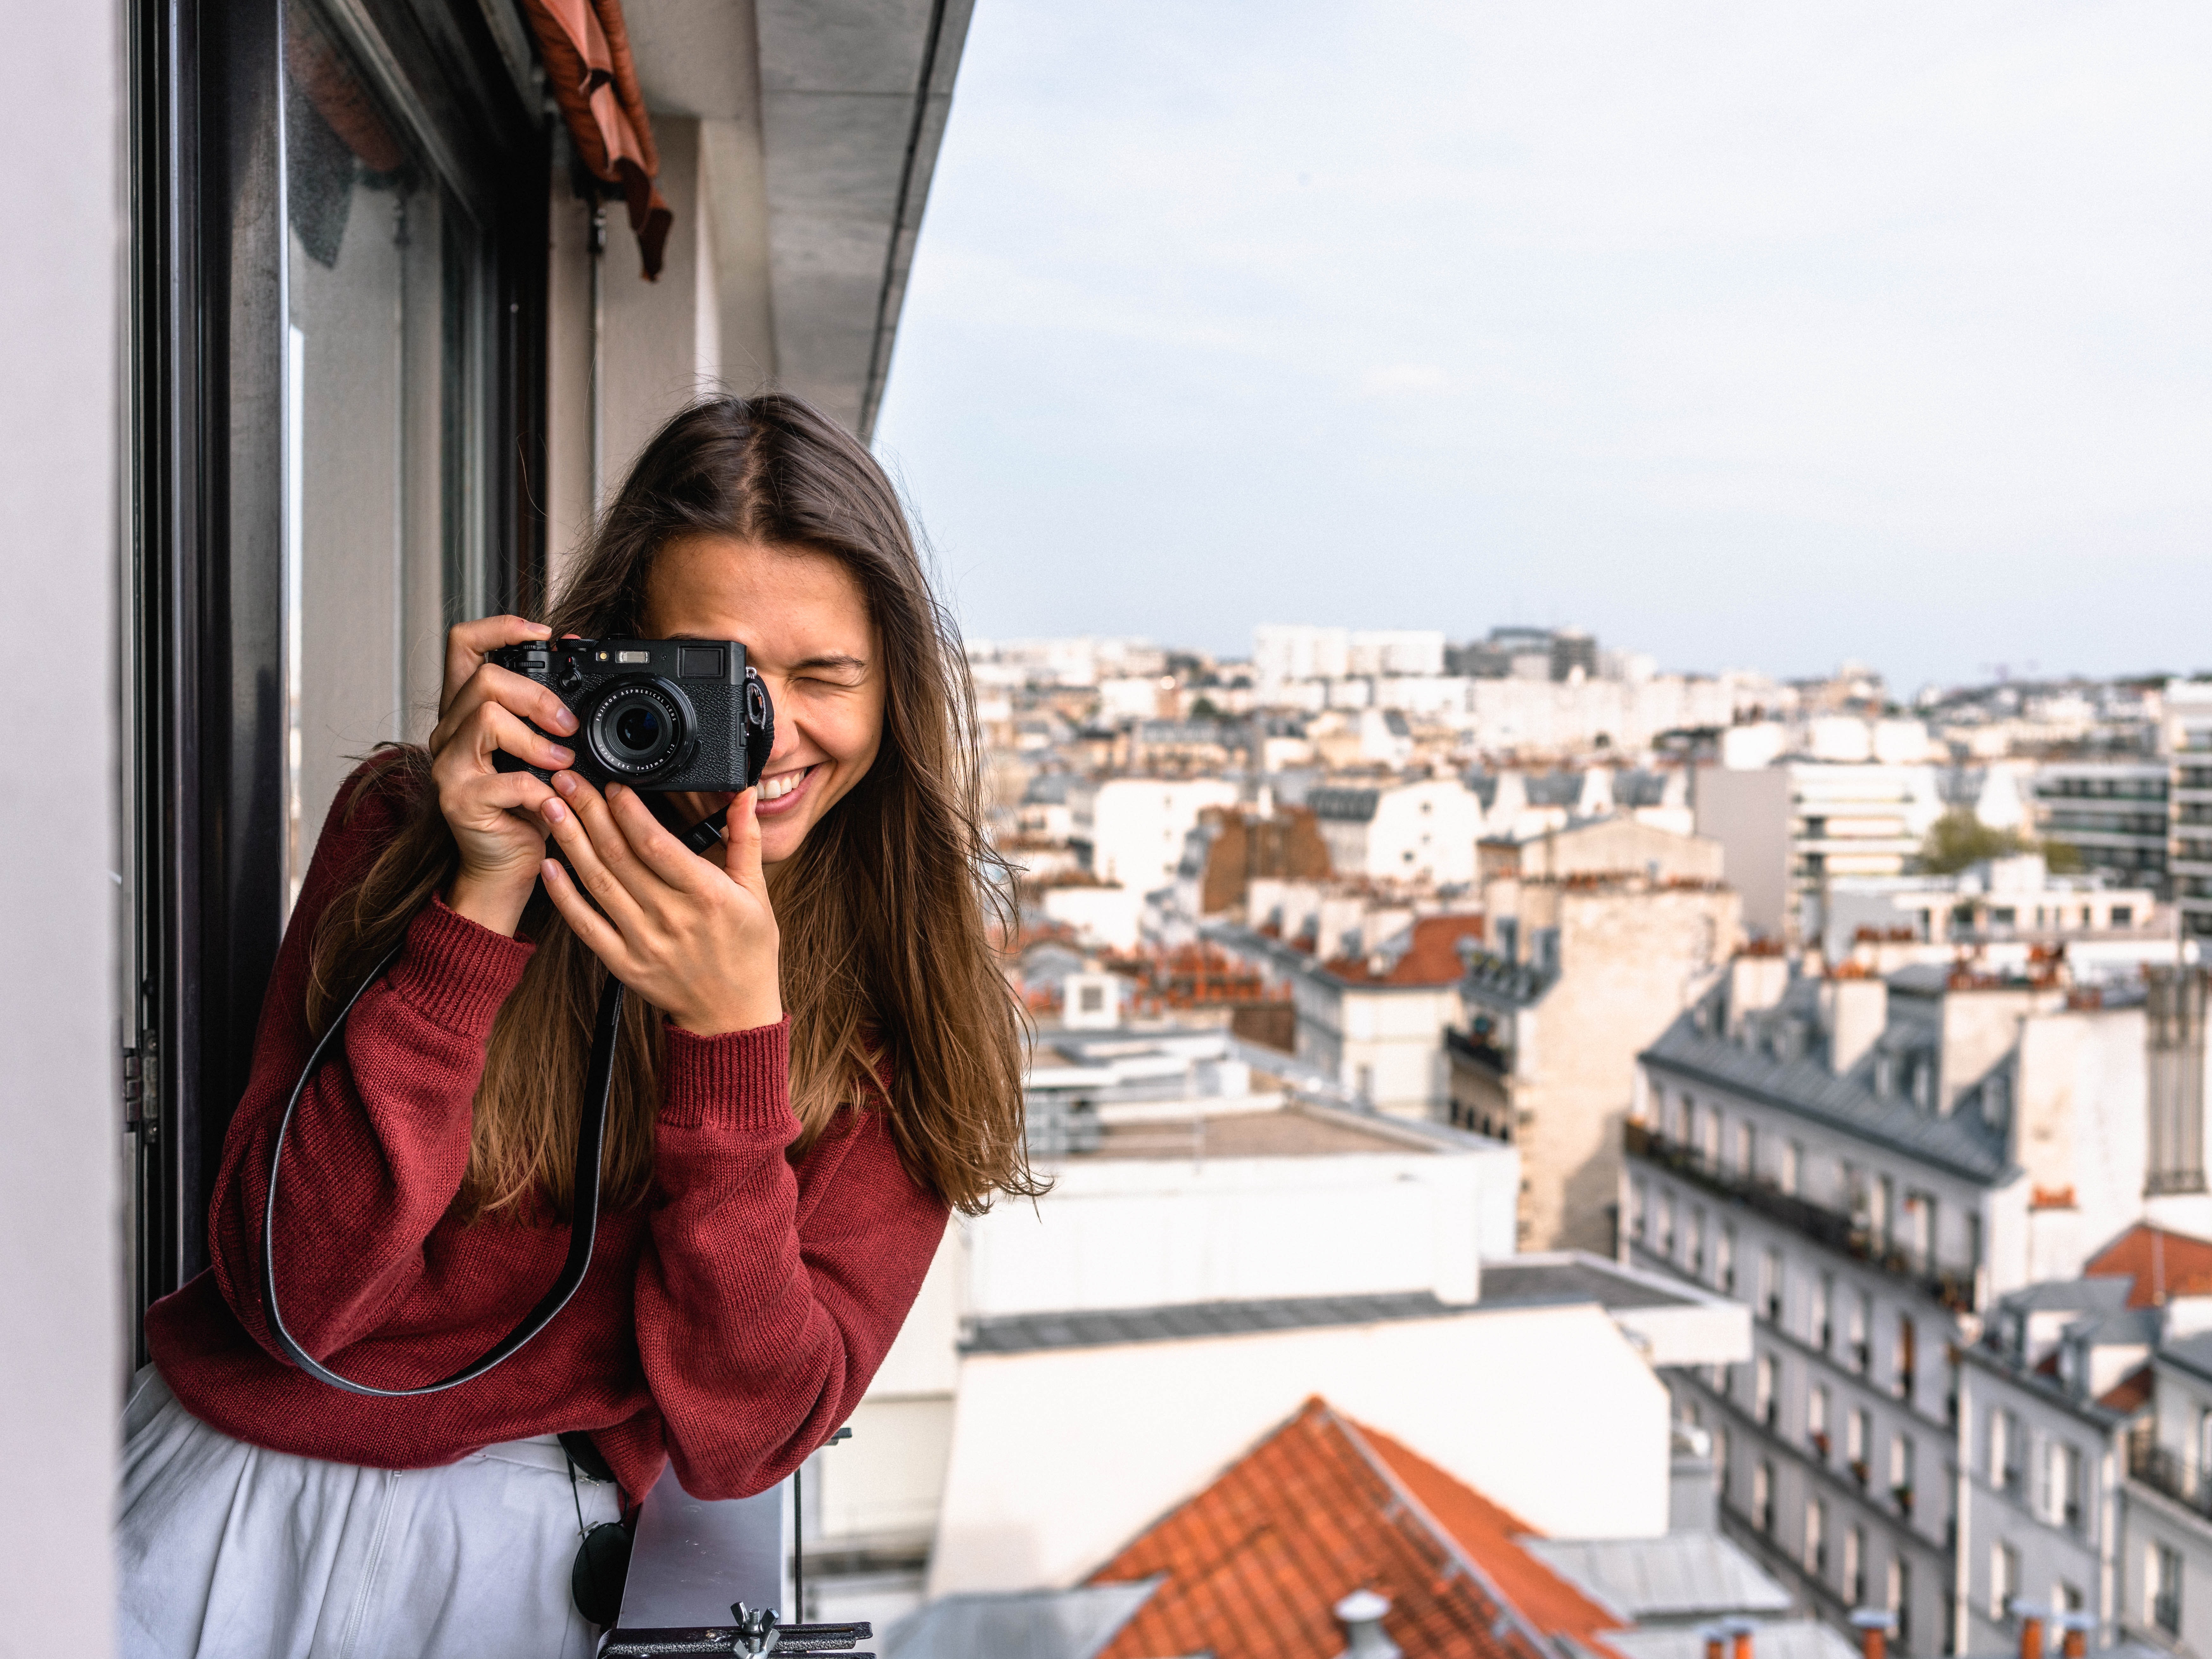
[
  {"x1": 1324, "y1": 915, "x2": 1487, "y2": 988},
  {"x1": 1361, "y1": 1427, "x2": 1621, "y2": 1651},
  {"x1": 1088, "y1": 1397, "x2": 1615, "y2": 1659},
  {"x1": 2098, "y1": 1363, "x2": 2154, "y2": 1414},
  {"x1": 2084, "y1": 1224, "x2": 2212, "y2": 1308}
]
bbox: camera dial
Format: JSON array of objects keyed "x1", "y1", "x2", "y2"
[{"x1": 585, "y1": 678, "x2": 694, "y2": 780}]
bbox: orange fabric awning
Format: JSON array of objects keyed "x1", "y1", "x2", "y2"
[{"x1": 518, "y1": 0, "x2": 673, "y2": 279}]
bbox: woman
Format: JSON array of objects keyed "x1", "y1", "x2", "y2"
[{"x1": 121, "y1": 394, "x2": 1034, "y2": 1657}]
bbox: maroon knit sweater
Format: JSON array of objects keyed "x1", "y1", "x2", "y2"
[{"x1": 144, "y1": 763, "x2": 950, "y2": 1504}]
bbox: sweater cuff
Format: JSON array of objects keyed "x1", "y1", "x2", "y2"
[
  {"x1": 384, "y1": 897, "x2": 536, "y2": 1037},
  {"x1": 659, "y1": 1017, "x2": 793, "y2": 1132}
]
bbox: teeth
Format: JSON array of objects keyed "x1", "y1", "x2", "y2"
[{"x1": 762, "y1": 769, "x2": 806, "y2": 802}]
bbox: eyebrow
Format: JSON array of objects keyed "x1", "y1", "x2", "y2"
[{"x1": 790, "y1": 653, "x2": 869, "y2": 675}]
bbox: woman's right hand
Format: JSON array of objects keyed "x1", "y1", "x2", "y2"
[{"x1": 428, "y1": 617, "x2": 584, "y2": 937}]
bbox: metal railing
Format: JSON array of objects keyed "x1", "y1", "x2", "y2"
[
  {"x1": 2130, "y1": 1435, "x2": 2212, "y2": 1520},
  {"x1": 1625, "y1": 1122, "x2": 1979, "y2": 1313}
]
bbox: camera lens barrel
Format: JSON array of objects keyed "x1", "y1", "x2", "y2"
[{"x1": 585, "y1": 679, "x2": 692, "y2": 778}]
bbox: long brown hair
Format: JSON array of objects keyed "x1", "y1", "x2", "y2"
[{"x1": 307, "y1": 394, "x2": 1037, "y2": 1217}]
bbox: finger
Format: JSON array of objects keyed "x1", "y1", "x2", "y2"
[
  {"x1": 456, "y1": 703, "x2": 574, "y2": 776},
  {"x1": 539, "y1": 782, "x2": 649, "y2": 930},
  {"x1": 441, "y1": 616, "x2": 551, "y2": 718},
  {"x1": 539, "y1": 858, "x2": 634, "y2": 971},
  {"x1": 727, "y1": 787, "x2": 767, "y2": 893},
  {"x1": 459, "y1": 770, "x2": 560, "y2": 820},
  {"x1": 604, "y1": 784, "x2": 714, "y2": 895},
  {"x1": 430, "y1": 664, "x2": 579, "y2": 757}
]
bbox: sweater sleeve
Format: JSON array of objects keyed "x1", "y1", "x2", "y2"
[
  {"x1": 632, "y1": 1022, "x2": 951, "y2": 1500},
  {"x1": 207, "y1": 762, "x2": 535, "y2": 1364}
]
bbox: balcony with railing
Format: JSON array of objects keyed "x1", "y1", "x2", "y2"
[
  {"x1": 2130, "y1": 1433, "x2": 2212, "y2": 1522},
  {"x1": 1625, "y1": 1121, "x2": 1979, "y2": 1313}
]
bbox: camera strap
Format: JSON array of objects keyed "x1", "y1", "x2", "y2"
[{"x1": 259, "y1": 807, "x2": 730, "y2": 1397}]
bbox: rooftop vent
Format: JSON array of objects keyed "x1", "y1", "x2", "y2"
[{"x1": 1333, "y1": 1589, "x2": 1401, "y2": 1659}]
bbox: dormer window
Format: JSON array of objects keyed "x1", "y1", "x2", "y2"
[
  {"x1": 1874, "y1": 1053, "x2": 1894, "y2": 1096},
  {"x1": 1912, "y1": 1061, "x2": 1933, "y2": 1111}
]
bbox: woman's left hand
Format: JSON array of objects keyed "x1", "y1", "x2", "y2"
[{"x1": 536, "y1": 776, "x2": 783, "y2": 1036}]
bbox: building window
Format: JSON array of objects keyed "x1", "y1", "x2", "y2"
[
  {"x1": 1892, "y1": 1433, "x2": 1916, "y2": 1519},
  {"x1": 1809, "y1": 1385, "x2": 1831, "y2": 1460},
  {"x1": 1660, "y1": 1192, "x2": 1676, "y2": 1256},
  {"x1": 1818, "y1": 1272, "x2": 1835, "y2": 1352},
  {"x1": 1846, "y1": 1525, "x2": 1867, "y2": 1608},
  {"x1": 1896, "y1": 1314, "x2": 1917, "y2": 1404},
  {"x1": 2154, "y1": 1542, "x2": 2183, "y2": 1636},
  {"x1": 1630, "y1": 1180, "x2": 1647, "y2": 1242},
  {"x1": 1807, "y1": 1498, "x2": 1828, "y2": 1577},
  {"x1": 1849, "y1": 1408, "x2": 1871, "y2": 1487},
  {"x1": 2147, "y1": 968, "x2": 2208, "y2": 1196},
  {"x1": 1993, "y1": 1542, "x2": 2018, "y2": 1621},
  {"x1": 1892, "y1": 1554, "x2": 1913, "y2": 1650},
  {"x1": 1905, "y1": 1191, "x2": 1936, "y2": 1275},
  {"x1": 1761, "y1": 1247, "x2": 1784, "y2": 1322},
  {"x1": 1690, "y1": 1207, "x2": 1707, "y2": 1275},
  {"x1": 1718, "y1": 1223, "x2": 1737, "y2": 1293},
  {"x1": 1736, "y1": 1119, "x2": 1756, "y2": 1177},
  {"x1": 1992, "y1": 1409, "x2": 2023, "y2": 1496},
  {"x1": 1852, "y1": 1288, "x2": 1873, "y2": 1373},
  {"x1": 2055, "y1": 1443, "x2": 2083, "y2": 1534},
  {"x1": 1754, "y1": 1458, "x2": 1776, "y2": 1535},
  {"x1": 1783, "y1": 1139, "x2": 1804, "y2": 1195},
  {"x1": 1756, "y1": 1353, "x2": 1778, "y2": 1428}
]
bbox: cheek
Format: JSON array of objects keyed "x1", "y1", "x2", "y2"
[{"x1": 818, "y1": 695, "x2": 887, "y2": 772}]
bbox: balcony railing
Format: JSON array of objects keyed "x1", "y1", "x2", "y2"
[
  {"x1": 2130, "y1": 1435, "x2": 2212, "y2": 1520},
  {"x1": 1625, "y1": 1122, "x2": 1979, "y2": 1313}
]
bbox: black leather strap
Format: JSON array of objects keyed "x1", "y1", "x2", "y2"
[{"x1": 259, "y1": 807, "x2": 728, "y2": 1398}]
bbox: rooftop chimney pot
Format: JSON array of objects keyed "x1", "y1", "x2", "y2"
[{"x1": 1851, "y1": 1607, "x2": 1896, "y2": 1659}]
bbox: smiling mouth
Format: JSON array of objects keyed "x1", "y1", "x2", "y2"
[{"x1": 759, "y1": 765, "x2": 814, "y2": 804}]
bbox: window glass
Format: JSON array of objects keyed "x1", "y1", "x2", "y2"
[{"x1": 282, "y1": 0, "x2": 489, "y2": 907}]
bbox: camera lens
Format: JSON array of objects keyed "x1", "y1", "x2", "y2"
[
  {"x1": 615, "y1": 705, "x2": 661, "y2": 752},
  {"x1": 588, "y1": 681, "x2": 685, "y2": 777}
]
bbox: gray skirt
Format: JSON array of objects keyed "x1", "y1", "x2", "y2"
[{"x1": 116, "y1": 1367, "x2": 622, "y2": 1659}]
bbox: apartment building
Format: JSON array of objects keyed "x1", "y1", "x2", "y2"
[
  {"x1": 2033, "y1": 763, "x2": 2172, "y2": 895},
  {"x1": 1955, "y1": 1278, "x2": 2149, "y2": 1655},
  {"x1": 1072, "y1": 776, "x2": 1241, "y2": 894},
  {"x1": 1309, "y1": 777, "x2": 1484, "y2": 886},
  {"x1": 1818, "y1": 856, "x2": 2166, "y2": 979},
  {"x1": 1622, "y1": 956, "x2": 2169, "y2": 1654},
  {"x1": 2168, "y1": 682, "x2": 2212, "y2": 946},
  {"x1": 1450, "y1": 819, "x2": 1738, "y2": 1253},
  {"x1": 1211, "y1": 913, "x2": 1486, "y2": 1115},
  {"x1": 1695, "y1": 761, "x2": 1947, "y2": 945}
]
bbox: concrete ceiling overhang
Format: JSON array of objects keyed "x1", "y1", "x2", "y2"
[{"x1": 620, "y1": 0, "x2": 972, "y2": 438}]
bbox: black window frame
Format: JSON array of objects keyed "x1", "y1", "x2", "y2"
[{"x1": 124, "y1": 0, "x2": 549, "y2": 1349}]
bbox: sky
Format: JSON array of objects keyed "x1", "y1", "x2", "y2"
[{"x1": 871, "y1": 1, "x2": 2212, "y2": 693}]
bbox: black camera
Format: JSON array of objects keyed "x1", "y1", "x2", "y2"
[{"x1": 490, "y1": 637, "x2": 775, "y2": 793}]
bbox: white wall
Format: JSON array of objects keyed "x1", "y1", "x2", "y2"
[
  {"x1": 1083, "y1": 778, "x2": 1238, "y2": 893},
  {"x1": 927, "y1": 1303, "x2": 1673, "y2": 1595},
  {"x1": 962, "y1": 1143, "x2": 1515, "y2": 1319},
  {"x1": 3, "y1": 2, "x2": 120, "y2": 1643}
]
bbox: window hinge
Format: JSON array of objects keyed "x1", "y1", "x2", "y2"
[{"x1": 122, "y1": 1032, "x2": 157, "y2": 1140}]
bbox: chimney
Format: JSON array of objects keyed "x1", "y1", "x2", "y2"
[
  {"x1": 1728, "y1": 1618, "x2": 1755, "y2": 1659},
  {"x1": 1703, "y1": 1628, "x2": 1726, "y2": 1659},
  {"x1": 1333, "y1": 1590, "x2": 1402, "y2": 1659},
  {"x1": 1728, "y1": 952, "x2": 1789, "y2": 1035},
  {"x1": 2015, "y1": 1603, "x2": 2050, "y2": 1659},
  {"x1": 1820, "y1": 973, "x2": 1888, "y2": 1077},
  {"x1": 2059, "y1": 1614, "x2": 2089, "y2": 1659},
  {"x1": 1850, "y1": 1608, "x2": 1896, "y2": 1659}
]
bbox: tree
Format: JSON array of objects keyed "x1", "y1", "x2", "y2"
[{"x1": 1916, "y1": 810, "x2": 2030, "y2": 875}]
